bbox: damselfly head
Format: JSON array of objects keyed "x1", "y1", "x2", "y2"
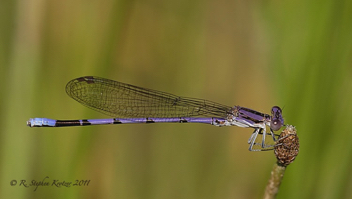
[{"x1": 270, "y1": 106, "x2": 284, "y2": 131}]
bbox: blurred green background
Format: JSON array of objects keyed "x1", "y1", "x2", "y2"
[{"x1": 1, "y1": 0, "x2": 352, "y2": 198}]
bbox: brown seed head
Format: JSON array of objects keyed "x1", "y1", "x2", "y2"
[{"x1": 274, "y1": 125, "x2": 299, "y2": 166}]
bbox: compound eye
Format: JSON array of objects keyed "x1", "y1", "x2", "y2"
[
  {"x1": 271, "y1": 106, "x2": 282, "y2": 115},
  {"x1": 271, "y1": 119, "x2": 283, "y2": 131}
]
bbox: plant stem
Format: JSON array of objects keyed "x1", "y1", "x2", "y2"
[
  {"x1": 263, "y1": 125, "x2": 299, "y2": 199},
  {"x1": 263, "y1": 163, "x2": 286, "y2": 199}
]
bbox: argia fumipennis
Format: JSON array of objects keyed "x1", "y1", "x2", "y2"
[{"x1": 27, "y1": 76, "x2": 284, "y2": 151}]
